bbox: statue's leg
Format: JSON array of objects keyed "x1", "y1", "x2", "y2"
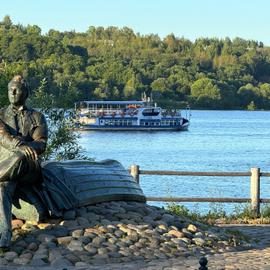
[
  {"x1": 14, "y1": 159, "x2": 49, "y2": 222},
  {"x1": 0, "y1": 151, "x2": 25, "y2": 182},
  {"x1": 15, "y1": 184, "x2": 49, "y2": 222},
  {"x1": 0, "y1": 155, "x2": 29, "y2": 247},
  {"x1": 0, "y1": 181, "x2": 16, "y2": 248}
]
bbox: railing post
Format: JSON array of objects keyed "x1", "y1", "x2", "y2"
[
  {"x1": 250, "y1": 167, "x2": 260, "y2": 216},
  {"x1": 130, "y1": 165, "x2": 140, "y2": 183}
]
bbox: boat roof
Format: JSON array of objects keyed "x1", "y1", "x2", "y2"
[{"x1": 76, "y1": 101, "x2": 144, "y2": 105}]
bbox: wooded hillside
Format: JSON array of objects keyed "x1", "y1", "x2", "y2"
[{"x1": 1, "y1": 16, "x2": 270, "y2": 110}]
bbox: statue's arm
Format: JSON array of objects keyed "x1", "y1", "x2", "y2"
[{"x1": 22, "y1": 113, "x2": 48, "y2": 155}]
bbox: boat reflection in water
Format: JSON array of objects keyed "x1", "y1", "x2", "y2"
[{"x1": 75, "y1": 96, "x2": 190, "y2": 131}]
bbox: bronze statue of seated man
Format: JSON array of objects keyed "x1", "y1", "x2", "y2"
[
  {"x1": 0, "y1": 75, "x2": 49, "y2": 248},
  {"x1": 0, "y1": 75, "x2": 146, "y2": 249}
]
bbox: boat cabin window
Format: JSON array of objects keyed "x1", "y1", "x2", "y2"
[
  {"x1": 76, "y1": 101, "x2": 144, "y2": 117},
  {"x1": 142, "y1": 109, "x2": 160, "y2": 117}
]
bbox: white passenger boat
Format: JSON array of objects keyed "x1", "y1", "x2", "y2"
[{"x1": 74, "y1": 97, "x2": 190, "y2": 131}]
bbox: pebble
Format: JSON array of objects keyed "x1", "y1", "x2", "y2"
[
  {"x1": 193, "y1": 237, "x2": 205, "y2": 246},
  {"x1": 84, "y1": 244, "x2": 97, "y2": 255},
  {"x1": 67, "y1": 239, "x2": 84, "y2": 251},
  {"x1": 27, "y1": 243, "x2": 38, "y2": 252},
  {"x1": 51, "y1": 257, "x2": 73, "y2": 267},
  {"x1": 72, "y1": 229, "x2": 84, "y2": 238},
  {"x1": 77, "y1": 217, "x2": 90, "y2": 227},
  {"x1": 168, "y1": 229, "x2": 185, "y2": 238},
  {"x1": 63, "y1": 209, "x2": 76, "y2": 220},
  {"x1": 30, "y1": 258, "x2": 48, "y2": 266},
  {"x1": 13, "y1": 257, "x2": 30, "y2": 265},
  {"x1": 4, "y1": 251, "x2": 18, "y2": 261},
  {"x1": 57, "y1": 236, "x2": 73, "y2": 245},
  {"x1": 187, "y1": 224, "x2": 198, "y2": 233},
  {"x1": 12, "y1": 219, "x2": 24, "y2": 229},
  {"x1": 75, "y1": 261, "x2": 89, "y2": 268}
]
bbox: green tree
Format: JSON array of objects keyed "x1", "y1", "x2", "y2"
[
  {"x1": 237, "y1": 83, "x2": 260, "y2": 108},
  {"x1": 28, "y1": 78, "x2": 55, "y2": 108},
  {"x1": 42, "y1": 109, "x2": 85, "y2": 161},
  {"x1": 1, "y1": 16, "x2": 270, "y2": 109},
  {"x1": 151, "y1": 77, "x2": 171, "y2": 98},
  {"x1": 191, "y1": 78, "x2": 221, "y2": 108},
  {"x1": 247, "y1": 101, "x2": 256, "y2": 111},
  {"x1": 0, "y1": 15, "x2": 12, "y2": 29},
  {"x1": 259, "y1": 83, "x2": 270, "y2": 99},
  {"x1": 0, "y1": 67, "x2": 9, "y2": 107}
]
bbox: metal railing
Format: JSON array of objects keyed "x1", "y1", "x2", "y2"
[{"x1": 130, "y1": 165, "x2": 270, "y2": 216}]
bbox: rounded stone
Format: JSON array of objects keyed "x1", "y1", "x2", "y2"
[
  {"x1": 75, "y1": 261, "x2": 89, "y2": 268},
  {"x1": 27, "y1": 242, "x2": 38, "y2": 251},
  {"x1": 97, "y1": 247, "x2": 108, "y2": 255},
  {"x1": 30, "y1": 258, "x2": 48, "y2": 266},
  {"x1": 67, "y1": 240, "x2": 84, "y2": 251},
  {"x1": 77, "y1": 217, "x2": 90, "y2": 227},
  {"x1": 168, "y1": 229, "x2": 185, "y2": 238},
  {"x1": 84, "y1": 244, "x2": 97, "y2": 255},
  {"x1": 162, "y1": 214, "x2": 175, "y2": 223},
  {"x1": 51, "y1": 257, "x2": 73, "y2": 267},
  {"x1": 114, "y1": 230, "x2": 125, "y2": 238},
  {"x1": 92, "y1": 237, "x2": 106, "y2": 246},
  {"x1": 57, "y1": 236, "x2": 73, "y2": 245},
  {"x1": 63, "y1": 209, "x2": 76, "y2": 220},
  {"x1": 4, "y1": 251, "x2": 18, "y2": 261},
  {"x1": 72, "y1": 229, "x2": 84, "y2": 238},
  {"x1": 13, "y1": 257, "x2": 30, "y2": 265},
  {"x1": 187, "y1": 224, "x2": 198, "y2": 233},
  {"x1": 12, "y1": 219, "x2": 24, "y2": 230}
]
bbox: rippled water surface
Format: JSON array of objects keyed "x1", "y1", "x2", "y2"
[{"x1": 78, "y1": 110, "x2": 270, "y2": 213}]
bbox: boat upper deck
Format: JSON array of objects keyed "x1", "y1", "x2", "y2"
[
  {"x1": 76, "y1": 100, "x2": 147, "y2": 116},
  {"x1": 76, "y1": 101, "x2": 144, "y2": 106}
]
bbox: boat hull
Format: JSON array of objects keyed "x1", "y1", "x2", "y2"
[{"x1": 75, "y1": 124, "x2": 189, "y2": 131}]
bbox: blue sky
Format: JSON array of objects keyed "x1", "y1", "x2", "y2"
[{"x1": 1, "y1": 0, "x2": 270, "y2": 45}]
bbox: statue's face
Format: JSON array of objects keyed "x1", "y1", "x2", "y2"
[{"x1": 8, "y1": 83, "x2": 27, "y2": 106}]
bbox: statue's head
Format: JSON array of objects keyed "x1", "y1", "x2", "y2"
[{"x1": 8, "y1": 75, "x2": 29, "y2": 106}]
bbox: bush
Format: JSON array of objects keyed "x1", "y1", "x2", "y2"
[
  {"x1": 41, "y1": 109, "x2": 89, "y2": 161},
  {"x1": 28, "y1": 80, "x2": 90, "y2": 161}
]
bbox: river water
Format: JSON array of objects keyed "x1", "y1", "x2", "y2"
[{"x1": 78, "y1": 110, "x2": 270, "y2": 213}]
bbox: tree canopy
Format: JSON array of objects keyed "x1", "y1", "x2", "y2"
[{"x1": 1, "y1": 16, "x2": 270, "y2": 109}]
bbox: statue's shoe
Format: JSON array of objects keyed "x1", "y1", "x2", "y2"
[
  {"x1": 0, "y1": 230, "x2": 11, "y2": 248},
  {"x1": 32, "y1": 199, "x2": 51, "y2": 222},
  {"x1": 0, "y1": 247, "x2": 9, "y2": 253},
  {"x1": 37, "y1": 209, "x2": 50, "y2": 222}
]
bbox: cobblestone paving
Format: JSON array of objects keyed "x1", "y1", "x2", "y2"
[
  {"x1": 203, "y1": 224, "x2": 270, "y2": 270},
  {"x1": 1, "y1": 224, "x2": 270, "y2": 270}
]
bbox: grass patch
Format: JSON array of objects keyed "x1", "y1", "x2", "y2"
[
  {"x1": 224, "y1": 228, "x2": 251, "y2": 243},
  {"x1": 167, "y1": 203, "x2": 270, "y2": 225}
]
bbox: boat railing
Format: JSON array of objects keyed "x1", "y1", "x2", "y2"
[
  {"x1": 77, "y1": 103, "x2": 190, "y2": 120},
  {"x1": 78, "y1": 108, "x2": 140, "y2": 117}
]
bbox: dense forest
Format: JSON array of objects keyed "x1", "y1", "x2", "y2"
[{"x1": 1, "y1": 15, "x2": 270, "y2": 110}]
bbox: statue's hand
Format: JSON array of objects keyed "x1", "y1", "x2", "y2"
[
  {"x1": 0, "y1": 120, "x2": 8, "y2": 135},
  {"x1": 12, "y1": 137, "x2": 23, "y2": 148},
  {"x1": 18, "y1": 145, "x2": 38, "y2": 161},
  {"x1": 0, "y1": 121, "x2": 23, "y2": 149}
]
